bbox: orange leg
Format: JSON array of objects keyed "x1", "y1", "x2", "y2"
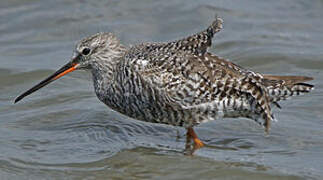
[
  {"x1": 185, "y1": 130, "x2": 192, "y2": 151},
  {"x1": 185, "y1": 127, "x2": 204, "y2": 154}
]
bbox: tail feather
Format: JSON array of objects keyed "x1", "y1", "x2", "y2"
[
  {"x1": 263, "y1": 75, "x2": 314, "y2": 102},
  {"x1": 291, "y1": 83, "x2": 314, "y2": 94},
  {"x1": 263, "y1": 75, "x2": 313, "y2": 86}
]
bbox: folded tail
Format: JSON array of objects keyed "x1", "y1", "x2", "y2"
[{"x1": 263, "y1": 75, "x2": 314, "y2": 103}]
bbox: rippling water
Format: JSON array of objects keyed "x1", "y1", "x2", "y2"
[{"x1": 1, "y1": 0, "x2": 323, "y2": 179}]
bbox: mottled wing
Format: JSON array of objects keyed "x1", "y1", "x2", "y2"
[
  {"x1": 133, "y1": 17, "x2": 223, "y2": 58},
  {"x1": 161, "y1": 17, "x2": 223, "y2": 56},
  {"x1": 128, "y1": 50, "x2": 274, "y2": 130}
]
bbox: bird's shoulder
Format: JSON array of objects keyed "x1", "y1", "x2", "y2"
[
  {"x1": 125, "y1": 47, "x2": 248, "y2": 80},
  {"x1": 124, "y1": 48, "x2": 253, "y2": 107}
]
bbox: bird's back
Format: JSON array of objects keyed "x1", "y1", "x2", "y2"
[{"x1": 106, "y1": 17, "x2": 313, "y2": 131}]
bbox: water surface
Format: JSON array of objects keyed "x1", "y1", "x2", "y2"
[{"x1": 1, "y1": 0, "x2": 323, "y2": 179}]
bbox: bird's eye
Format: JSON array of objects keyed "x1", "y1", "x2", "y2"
[{"x1": 82, "y1": 48, "x2": 91, "y2": 55}]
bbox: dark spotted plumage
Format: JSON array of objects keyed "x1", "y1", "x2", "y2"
[
  {"x1": 15, "y1": 16, "x2": 314, "y2": 154},
  {"x1": 94, "y1": 17, "x2": 313, "y2": 134}
]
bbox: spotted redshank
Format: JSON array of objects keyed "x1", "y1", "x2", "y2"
[{"x1": 15, "y1": 16, "x2": 314, "y2": 154}]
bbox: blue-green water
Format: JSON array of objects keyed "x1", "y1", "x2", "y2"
[{"x1": 1, "y1": 0, "x2": 323, "y2": 179}]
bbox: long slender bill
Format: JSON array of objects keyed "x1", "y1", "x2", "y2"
[{"x1": 14, "y1": 62, "x2": 78, "y2": 103}]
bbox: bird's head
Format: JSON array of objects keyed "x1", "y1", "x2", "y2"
[
  {"x1": 74, "y1": 32, "x2": 124, "y2": 69},
  {"x1": 14, "y1": 32, "x2": 125, "y2": 103}
]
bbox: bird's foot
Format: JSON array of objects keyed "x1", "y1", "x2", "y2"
[
  {"x1": 184, "y1": 127, "x2": 205, "y2": 155},
  {"x1": 193, "y1": 137, "x2": 204, "y2": 150}
]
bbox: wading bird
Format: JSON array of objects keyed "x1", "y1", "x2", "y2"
[{"x1": 15, "y1": 16, "x2": 314, "y2": 154}]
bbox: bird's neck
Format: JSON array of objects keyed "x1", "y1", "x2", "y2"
[
  {"x1": 91, "y1": 58, "x2": 117, "y2": 103},
  {"x1": 90, "y1": 45, "x2": 127, "y2": 102}
]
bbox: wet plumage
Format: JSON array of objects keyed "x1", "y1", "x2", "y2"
[{"x1": 15, "y1": 16, "x2": 314, "y2": 154}]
